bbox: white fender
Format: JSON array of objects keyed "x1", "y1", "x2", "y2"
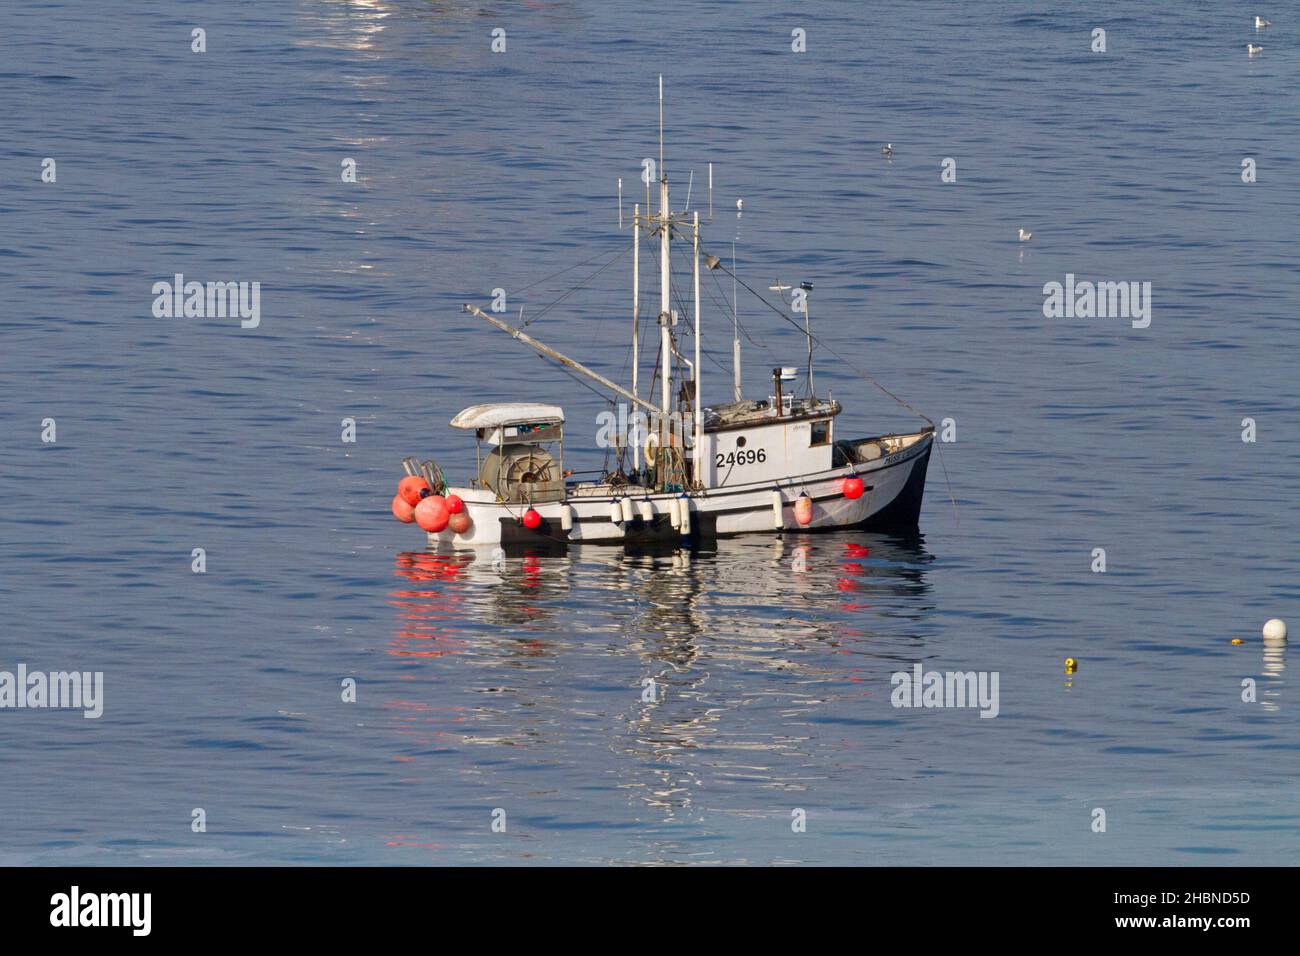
[
  {"x1": 678, "y1": 496, "x2": 692, "y2": 535},
  {"x1": 609, "y1": 501, "x2": 623, "y2": 524},
  {"x1": 637, "y1": 498, "x2": 654, "y2": 522},
  {"x1": 620, "y1": 497, "x2": 635, "y2": 523},
  {"x1": 560, "y1": 504, "x2": 574, "y2": 531},
  {"x1": 668, "y1": 497, "x2": 681, "y2": 529},
  {"x1": 771, "y1": 490, "x2": 784, "y2": 529}
]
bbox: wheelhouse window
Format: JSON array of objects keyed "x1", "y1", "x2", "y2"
[{"x1": 810, "y1": 419, "x2": 831, "y2": 446}]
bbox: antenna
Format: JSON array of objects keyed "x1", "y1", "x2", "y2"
[
  {"x1": 684, "y1": 169, "x2": 693, "y2": 211},
  {"x1": 800, "y1": 280, "x2": 815, "y2": 398},
  {"x1": 617, "y1": 177, "x2": 623, "y2": 229},
  {"x1": 658, "y1": 74, "x2": 664, "y2": 178},
  {"x1": 708, "y1": 162, "x2": 714, "y2": 221}
]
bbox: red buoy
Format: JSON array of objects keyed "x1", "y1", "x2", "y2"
[
  {"x1": 414, "y1": 496, "x2": 450, "y2": 533},
  {"x1": 842, "y1": 476, "x2": 865, "y2": 500},
  {"x1": 522, "y1": 508, "x2": 542, "y2": 529},
  {"x1": 448, "y1": 511, "x2": 471, "y2": 534},
  {"x1": 444, "y1": 494, "x2": 464, "y2": 515},
  {"x1": 398, "y1": 475, "x2": 431, "y2": 506},
  {"x1": 391, "y1": 494, "x2": 416, "y2": 523}
]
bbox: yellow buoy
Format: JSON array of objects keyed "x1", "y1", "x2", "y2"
[
  {"x1": 1064, "y1": 657, "x2": 1078, "y2": 673},
  {"x1": 1231, "y1": 638, "x2": 1244, "y2": 645}
]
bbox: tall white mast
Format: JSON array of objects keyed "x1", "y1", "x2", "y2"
[
  {"x1": 658, "y1": 75, "x2": 664, "y2": 179},
  {"x1": 692, "y1": 210, "x2": 703, "y2": 485},
  {"x1": 657, "y1": 77, "x2": 672, "y2": 462},
  {"x1": 732, "y1": 242, "x2": 741, "y2": 402},
  {"x1": 631, "y1": 202, "x2": 640, "y2": 473},
  {"x1": 658, "y1": 175, "x2": 672, "y2": 437}
]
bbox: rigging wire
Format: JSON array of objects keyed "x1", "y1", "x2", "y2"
[
  {"x1": 711, "y1": 257, "x2": 958, "y2": 524},
  {"x1": 665, "y1": 243, "x2": 731, "y2": 379},
  {"x1": 506, "y1": 246, "x2": 626, "y2": 303},
  {"x1": 474, "y1": 212, "x2": 956, "y2": 523},
  {"x1": 520, "y1": 245, "x2": 633, "y2": 329},
  {"x1": 712, "y1": 261, "x2": 934, "y2": 427}
]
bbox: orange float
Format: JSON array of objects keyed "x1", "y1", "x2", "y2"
[
  {"x1": 841, "y1": 476, "x2": 864, "y2": 500},
  {"x1": 447, "y1": 511, "x2": 471, "y2": 534},
  {"x1": 398, "y1": 475, "x2": 431, "y2": 506},
  {"x1": 794, "y1": 495, "x2": 814, "y2": 526},
  {"x1": 414, "y1": 496, "x2": 450, "y2": 532},
  {"x1": 444, "y1": 494, "x2": 464, "y2": 514},
  {"x1": 522, "y1": 508, "x2": 542, "y2": 529},
  {"x1": 391, "y1": 494, "x2": 416, "y2": 523}
]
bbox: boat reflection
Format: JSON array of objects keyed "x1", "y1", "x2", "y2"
[{"x1": 386, "y1": 531, "x2": 934, "y2": 846}]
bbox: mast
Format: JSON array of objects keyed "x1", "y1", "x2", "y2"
[
  {"x1": 692, "y1": 210, "x2": 702, "y2": 486},
  {"x1": 658, "y1": 75, "x2": 664, "y2": 181},
  {"x1": 732, "y1": 242, "x2": 741, "y2": 402},
  {"x1": 658, "y1": 173, "x2": 672, "y2": 454},
  {"x1": 655, "y1": 77, "x2": 673, "y2": 472},
  {"x1": 631, "y1": 203, "x2": 640, "y2": 473}
]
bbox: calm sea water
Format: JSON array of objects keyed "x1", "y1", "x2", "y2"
[{"x1": 2, "y1": 1, "x2": 1297, "y2": 865}]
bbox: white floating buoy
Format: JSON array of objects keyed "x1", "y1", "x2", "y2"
[
  {"x1": 678, "y1": 496, "x2": 692, "y2": 535},
  {"x1": 668, "y1": 497, "x2": 681, "y2": 529},
  {"x1": 1263, "y1": 618, "x2": 1287, "y2": 642},
  {"x1": 637, "y1": 498, "x2": 654, "y2": 522},
  {"x1": 559, "y1": 503, "x2": 574, "y2": 531},
  {"x1": 771, "y1": 490, "x2": 784, "y2": 529},
  {"x1": 620, "y1": 497, "x2": 635, "y2": 524},
  {"x1": 609, "y1": 501, "x2": 623, "y2": 524}
]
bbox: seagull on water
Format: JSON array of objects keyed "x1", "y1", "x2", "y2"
[
  {"x1": 1248, "y1": 42, "x2": 1264, "y2": 55},
  {"x1": 881, "y1": 143, "x2": 893, "y2": 158},
  {"x1": 1018, "y1": 228, "x2": 1033, "y2": 242},
  {"x1": 736, "y1": 198, "x2": 743, "y2": 210},
  {"x1": 1255, "y1": 16, "x2": 1271, "y2": 29}
]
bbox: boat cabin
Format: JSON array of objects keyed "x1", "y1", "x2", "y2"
[
  {"x1": 450, "y1": 403, "x2": 566, "y2": 503},
  {"x1": 699, "y1": 394, "x2": 841, "y2": 487}
]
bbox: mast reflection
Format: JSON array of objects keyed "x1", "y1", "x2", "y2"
[{"x1": 387, "y1": 532, "x2": 933, "y2": 850}]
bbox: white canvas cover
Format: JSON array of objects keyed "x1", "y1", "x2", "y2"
[{"x1": 450, "y1": 403, "x2": 565, "y2": 429}]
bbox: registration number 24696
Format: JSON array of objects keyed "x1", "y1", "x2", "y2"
[{"x1": 716, "y1": 448, "x2": 766, "y2": 468}]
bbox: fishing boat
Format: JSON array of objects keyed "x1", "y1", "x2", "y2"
[{"x1": 391, "y1": 82, "x2": 935, "y2": 549}]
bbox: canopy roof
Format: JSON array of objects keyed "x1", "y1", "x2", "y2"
[{"x1": 450, "y1": 402, "x2": 565, "y2": 430}]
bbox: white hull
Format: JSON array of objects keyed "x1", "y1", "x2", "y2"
[{"x1": 427, "y1": 429, "x2": 933, "y2": 549}]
